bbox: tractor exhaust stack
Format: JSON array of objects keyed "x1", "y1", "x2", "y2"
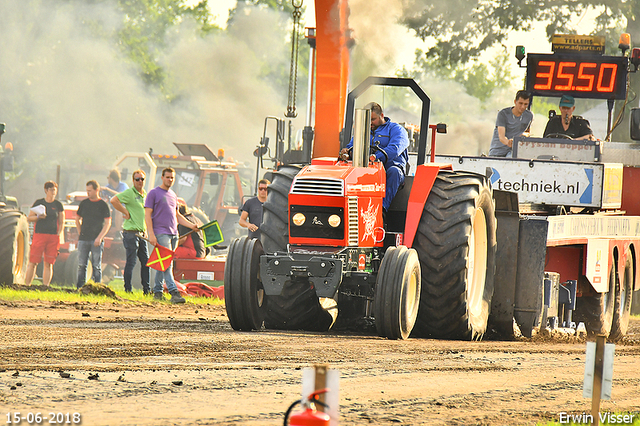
[{"x1": 352, "y1": 108, "x2": 371, "y2": 168}]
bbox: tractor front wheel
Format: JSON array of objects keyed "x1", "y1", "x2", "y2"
[
  {"x1": 374, "y1": 246, "x2": 421, "y2": 340},
  {"x1": 224, "y1": 236, "x2": 266, "y2": 331}
]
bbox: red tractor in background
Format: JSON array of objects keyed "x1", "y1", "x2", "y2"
[
  {"x1": 50, "y1": 142, "x2": 247, "y2": 287},
  {"x1": 111, "y1": 143, "x2": 251, "y2": 287},
  {"x1": 113, "y1": 143, "x2": 251, "y2": 242}
]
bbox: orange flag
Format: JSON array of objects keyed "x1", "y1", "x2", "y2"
[{"x1": 146, "y1": 244, "x2": 175, "y2": 272}]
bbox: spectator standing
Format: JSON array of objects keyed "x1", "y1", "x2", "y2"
[
  {"x1": 239, "y1": 179, "x2": 270, "y2": 239},
  {"x1": 101, "y1": 169, "x2": 128, "y2": 232},
  {"x1": 76, "y1": 180, "x2": 112, "y2": 288},
  {"x1": 489, "y1": 90, "x2": 533, "y2": 157},
  {"x1": 144, "y1": 167, "x2": 198, "y2": 303},
  {"x1": 110, "y1": 169, "x2": 151, "y2": 294},
  {"x1": 102, "y1": 169, "x2": 129, "y2": 197},
  {"x1": 175, "y1": 199, "x2": 207, "y2": 259},
  {"x1": 26, "y1": 181, "x2": 65, "y2": 286}
]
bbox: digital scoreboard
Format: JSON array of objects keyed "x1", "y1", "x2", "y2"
[{"x1": 526, "y1": 53, "x2": 628, "y2": 100}]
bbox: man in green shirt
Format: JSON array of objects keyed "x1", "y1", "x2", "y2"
[{"x1": 110, "y1": 169, "x2": 150, "y2": 294}]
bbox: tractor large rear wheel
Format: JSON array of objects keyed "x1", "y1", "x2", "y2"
[
  {"x1": 224, "y1": 236, "x2": 266, "y2": 331},
  {"x1": 264, "y1": 279, "x2": 335, "y2": 331},
  {"x1": 411, "y1": 170, "x2": 497, "y2": 340},
  {"x1": 610, "y1": 255, "x2": 634, "y2": 341},
  {"x1": 374, "y1": 246, "x2": 421, "y2": 340},
  {"x1": 575, "y1": 269, "x2": 616, "y2": 338},
  {"x1": 0, "y1": 211, "x2": 30, "y2": 285},
  {"x1": 260, "y1": 165, "x2": 301, "y2": 254},
  {"x1": 259, "y1": 165, "x2": 333, "y2": 331}
]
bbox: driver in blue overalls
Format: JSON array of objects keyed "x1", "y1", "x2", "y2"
[{"x1": 341, "y1": 102, "x2": 410, "y2": 212}]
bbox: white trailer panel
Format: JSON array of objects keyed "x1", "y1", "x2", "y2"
[
  {"x1": 513, "y1": 137, "x2": 600, "y2": 162},
  {"x1": 432, "y1": 156, "x2": 605, "y2": 208},
  {"x1": 547, "y1": 215, "x2": 640, "y2": 292},
  {"x1": 547, "y1": 215, "x2": 640, "y2": 240}
]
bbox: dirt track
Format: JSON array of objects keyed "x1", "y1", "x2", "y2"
[{"x1": 1, "y1": 299, "x2": 640, "y2": 426}]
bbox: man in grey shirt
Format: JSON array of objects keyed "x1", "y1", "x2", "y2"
[{"x1": 489, "y1": 90, "x2": 533, "y2": 157}]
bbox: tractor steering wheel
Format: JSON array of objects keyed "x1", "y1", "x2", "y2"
[
  {"x1": 545, "y1": 133, "x2": 572, "y2": 140},
  {"x1": 338, "y1": 147, "x2": 352, "y2": 162},
  {"x1": 370, "y1": 143, "x2": 389, "y2": 164},
  {"x1": 339, "y1": 144, "x2": 389, "y2": 164}
]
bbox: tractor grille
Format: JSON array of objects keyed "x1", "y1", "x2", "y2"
[
  {"x1": 348, "y1": 197, "x2": 359, "y2": 246},
  {"x1": 290, "y1": 205, "x2": 344, "y2": 240},
  {"x1": 291, "y1": 178, "x2": 344, "y2": 196}
]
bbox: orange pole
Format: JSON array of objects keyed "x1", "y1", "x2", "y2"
[{"x1": 313, "y1": 0, "x2": 350, "y2": 158}]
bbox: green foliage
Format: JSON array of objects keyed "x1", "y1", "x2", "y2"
[
  {"x1": 227, "y1": 0, "x2": 310, "y2": 114},
  {"x1": 402, "y1": 0, "x2": 636, "y2": 67},
  {"x1": 0, "y1": 286, "x2": 118, "y2": 304},
  {"x1": 228, "y1": 0, "x2": 297, "y2": 21},
  {"x1": 413, "y1": 48, "x2": 515, "y2": 103},
  {"x1": 115, "y1": 0, "x2": 220, "y2": 96},
  {"x1": 530, "y1": 98, "x2": 557, "y2": 122},
  {"x1": 185, "y1": 0, "x2": 221, "y2": 36}
]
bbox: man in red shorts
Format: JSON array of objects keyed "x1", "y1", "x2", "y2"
[{"x1": 26, "y1": 181, "x2": 65, "y2": 286}]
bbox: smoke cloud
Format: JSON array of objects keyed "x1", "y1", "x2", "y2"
[
  {"x1": 0, "y1": 1, "x2": 296, "y2": 204},
  {"x1": 0, "y1": 0, "x2": 521, "y2": 205},
  {"x1": 346, "y1": 0, "x2": 502, "y2": 156}
]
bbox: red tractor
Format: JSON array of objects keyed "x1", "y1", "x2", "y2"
[
  {"x1": 113, "y1": 143, "x2": 251, "y2": 241},
  {"x1": 224, "y1": 77, "x2": 502, "y2": 340}
]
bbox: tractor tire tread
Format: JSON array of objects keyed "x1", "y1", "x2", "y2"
[{"x1": 411, "y1": 170, "x2": 496, "y2": 340}]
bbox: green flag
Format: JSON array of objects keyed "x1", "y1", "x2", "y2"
[{"x1": 201, "y1": 220, "x2": 224, "y2": 247}]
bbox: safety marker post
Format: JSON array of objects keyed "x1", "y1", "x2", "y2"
[{"x1": 583, "y1": 335, "x2": 615, "y2": 426}]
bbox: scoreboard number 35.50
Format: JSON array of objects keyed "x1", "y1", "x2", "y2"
[{"x1": 526, "y1": 54, "x2": 628, "y2": 100}]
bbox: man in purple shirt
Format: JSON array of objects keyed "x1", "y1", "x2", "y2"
[{"x1": 144, "y1": 167, "x2": 198, "y2": 303}]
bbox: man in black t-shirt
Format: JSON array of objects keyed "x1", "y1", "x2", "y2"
[
  {"x1": 75, "y1": 180, "x2": 111, "y2": 288},
  {"x1": 26, "y1": 180, "x2": 65, "y2": 286},
  {"x1": 239, "y1": 179, "x2": 269, "y2": 239},
  {"x1": 543, "y1": 95, "x2": 596, "y2": 140}
]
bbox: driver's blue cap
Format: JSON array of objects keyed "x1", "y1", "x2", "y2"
[{"x1": 559, "y1": 95, "x2": 575, "y2": 108}]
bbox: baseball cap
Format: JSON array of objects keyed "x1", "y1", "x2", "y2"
[{"x1": 559, "y1": 95, "x2": 575, "y2": 108}]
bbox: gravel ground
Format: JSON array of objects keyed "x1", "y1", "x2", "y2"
[{"x1": 1, "y1": 298, "x2": 640, "y2": 425}]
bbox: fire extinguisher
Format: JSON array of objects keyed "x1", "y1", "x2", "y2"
[{"x1": 283, "y1": 388, "x2": 331, "y2": 426}]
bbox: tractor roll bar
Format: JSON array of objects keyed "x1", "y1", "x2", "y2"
[{"x1": 342, "y1": 76, "x2": 431, "y2": 166}]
